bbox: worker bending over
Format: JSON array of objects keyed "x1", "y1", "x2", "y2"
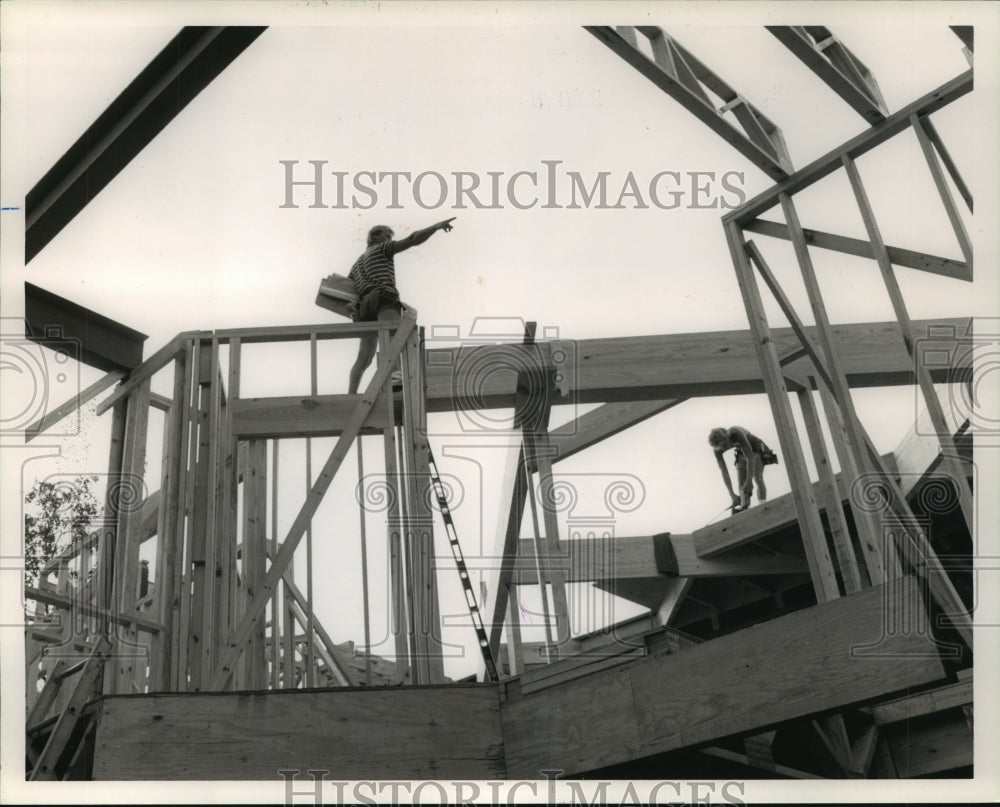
[{"x1": 708, "y1": 426, "x2": 778, "y2": 513}]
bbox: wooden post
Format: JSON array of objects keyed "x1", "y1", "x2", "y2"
[
  {"x1": 214, "y1": 359, "x2": 236, "y2": 691},
  {"x1": 531, "y1": 425, "x2": 573, "y2": 650},
  {"x1": 523, "y1": 446, "x2": 556, "y2": 653},
  {"x1": 99, "y1": 401, "x2": 126, "y2": 666},
  {"x1": 725, "y1": 220, "x2": 840, "y2": 604},
  {"x1": 175, "y1": 339, "x2": 200, "y2": 691},
  {"x1": 269, "y1": 440, "x2": 280, "y2": 689},
  {"x1": 243, "y1": 440, "x2": 268, "y2": 689},
  {"x1": 911, "y1": 114, "x2": 973, "y2": 266},
  {"x1": 113, "y1": 380, "x2": 151, "y2": 694},
  {"x1": 779, "y1": 193, "x2": 895, "y2": 576},
  {"x1": 400, "y1": 328, "x2": 445, "y2": 683},
  {"x1": 305, "y1": 333, "x2": 317, "y2": 688},
  {"x1": 202, "y1": 341, "x2": 223, "y2": 688},
  {"x1": 505, "y1": 593, "x2": 525, "y2": 676},
  {"x1": 379, "y1": 330, "x2": 409, "y2": 680},
  {"x1": 356, "y1": 441, "x2": 373, "y2": 686},
  {"x1": 150, "y1": 349, "x2": 187, "y2": 691},
  {"x1": 779, "y1": 193, "x2": 972, "y2": 645},
  {"x1": 795, "y1": 383, "x2": 862, "y2": 594},
  {"x1": 188, "y1": 345, "x2": 215, "y2": 691},
  {"x1": 814, "y1": 370, "x2": 893, "y2": 585},
  {"x1": 745, "y1": 238, "x2": 887, "y2": 582}
]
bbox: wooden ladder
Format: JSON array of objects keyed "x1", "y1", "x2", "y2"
[{"x1": 27, "y1": 635, "x2": 112, "y2": 781}]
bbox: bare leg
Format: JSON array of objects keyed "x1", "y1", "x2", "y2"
[
  {"x1": 348, "y1": 334, "x2": 377, "y2": 395},
  {"x1": 753, "y1": 454, "x2": 767, "y2": 501},
  {"x1": 348, "y1": 306, "x2": 402, "y2": 394},
  {"x1": 736, "y1": 459, "x2": 749, "y2": 509}
]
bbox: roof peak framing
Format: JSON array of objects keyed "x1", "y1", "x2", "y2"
[{"x1": 587, "y1": 26, "x2": 793, "y2": 180}]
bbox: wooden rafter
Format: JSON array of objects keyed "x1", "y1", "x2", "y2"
[
  {"x1": 587, "y1": 26, "x2": 792, "y2": 179},
  {"x1": 767, "y1": 26, "x2": 887, "y2": 124},
  {"x1": 547, "y1": 399, "x2": 683, "y2": 463}
]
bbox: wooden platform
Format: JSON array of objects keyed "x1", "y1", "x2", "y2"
[
  {"x1": 91, "y1": 578, "x2": 954, "y2": 781},
  {"x1": 501, "y1": 578, "x2": 944, "y2": 778},
  {"x1": 93, "y1": 683, "x2": 504, "y2": 780}
]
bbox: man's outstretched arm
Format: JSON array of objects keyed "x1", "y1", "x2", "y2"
[{"x1": 391, "y1": 218, "x2": 456, "y2": 254}]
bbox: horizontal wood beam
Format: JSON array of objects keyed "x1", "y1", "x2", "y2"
[
  {"x1": 700, "y1": 745, "x2": 821, "y2": 779},
  {"x1": 108, "y1": 316, "x2": 972, "y2": 421},
  {"x1": 742, "y1": 218, "x2": 970, "y2": 282},
  {"x1": 25, "y1": 586, "x2": 163, "y2": 634},
  {"x1": 511, "y1": 534, "x2": 807, "y2": 583},
  {"x1": 691, "y1": 454, "x2": 897, "y2": 558},
  {"x1": 93, "y1": 684, "x2": 504, "y2": 780},
  {"x1": 884, "y1": 708, "x2": 972, "y2": 776},
  {"x1": 501, "y1": 578, "x2": 945, "y2": 777},
  {"x1": 213, "y1": 319, "x2": 398, "y2": 344},
  {"x1": 425, "y1": 318, "x2": 971, "y2": 409},
  {"x1": 231, "y1": 395, "x2": 394, "y2": 438},
  {"x1": 725, "y1": 70, "x2": 972, "y2": 227},
  {"x1": 871, "y1": 679, "x2": 972, "y2": 726},
  {"x1": 656, "y1": 533, "x2": 808, "y2": 577},
  {"x1": 547, "y1": 399, "x2": 683, "y2": 462}
]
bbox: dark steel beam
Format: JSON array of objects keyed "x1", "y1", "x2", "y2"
[
  {"x1": 26, "y1": 26, "x2": 266, "y2": 262},
  {"x1": 25, "y1": 282, "x2": 147, "y2": 372}
]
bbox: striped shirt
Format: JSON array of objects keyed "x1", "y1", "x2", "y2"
[{"x1": 348, "y1": 240, "x2": 402, "y2": 299}]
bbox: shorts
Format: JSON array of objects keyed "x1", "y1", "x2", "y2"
[
  {"x1": 734, "y1": 447, "x2": 779, "y2": 467},
  {"x1": 354, "y1": 288, "x2": 402, "y2": 322}
]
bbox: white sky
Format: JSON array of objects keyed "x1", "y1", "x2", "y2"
[{"x1": 2, "y1": 2, "x2": 999, "y2": 803}]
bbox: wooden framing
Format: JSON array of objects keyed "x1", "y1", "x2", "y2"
[
  {"x1": 24, "y1": 369, "x2": 124, "y2": 442},
  {"x1": 210, "y1": 315, "x2": 417, "y2": 689},
  {"x1": 546, "y1": 400, "x2": 682, "y2": 462},
  {"x1": 741, "y1": 218, "x2": 970, "y2": 282},
  {"x1": 94, "y1": 684, "x2": 504, "y2": 780},
  {"x1": 726, "y1": 70, "x2": 972, "y2": 227},
  {"x1": 911, "y1": 114, "x2": 973, "y2": 267},
  {"x1": 726, "y1": 221, "x2": 840, "y2": 603},
  {"x1": 586, "y1": 26, "x2": 793, "y2": 179},
  {"x1": 502, "y1": 579, "x2": 945, "y2": 777},
  {"x1": 29, "y1": 27, "x2": 977, "y2": 784},
  {"x1": 842, "y1": 153, "x2": 974, "y2": 536},
  {"x1": 424, "y1": 317, "x2": 971, "y2": 408},
  {"x1": 767, "y1": 27, "x2": 887, "y2": 124}
]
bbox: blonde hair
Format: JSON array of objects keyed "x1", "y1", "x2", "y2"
[
  {"x1": 708, "y1": 427, "x2": 729, "y2": 448},
  {"x1": 367, "y1": 225, "x2": 394, "y2": 246}
]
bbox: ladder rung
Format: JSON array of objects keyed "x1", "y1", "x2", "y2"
[
  {"x1": 428, "y1": 447, "x2": 499, "y2": 682},
  {"x1": 26, "y1": 714, "x2": 59, "y2": 736},
  {"x1": 54, "y1": 660, "x2": 87, "y2": 682}
]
